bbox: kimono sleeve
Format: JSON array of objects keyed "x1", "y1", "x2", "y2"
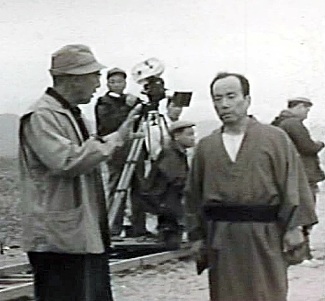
[
  {"x1": 184, "y1": 142, "x2": 207, "y2": 241},
  {"x1": 274, "y1": 132, "x2": 318, "y2": 229}
]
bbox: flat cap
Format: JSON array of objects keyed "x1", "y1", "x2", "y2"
[
  {"x1": 49, "y1": 44, "x2": 106, "y2": 76},
  {"x1": 169, "y1": 120, "x2": 195, "y2": 134},
  {"x1": 107, "y1": 67, "x2": 127, "y2": 79},
  {"x1": 288, "y1": 97, "x2": 313, "y2": 106}
]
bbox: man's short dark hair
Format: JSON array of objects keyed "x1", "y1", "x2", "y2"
[{"x1": 210, "y1": 72, "x2": 250, "y2": 97}]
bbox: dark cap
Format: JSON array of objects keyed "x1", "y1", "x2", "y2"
[
  {"x1": 107, "y1": 67, "x2": 127, "y2": 79},
  {"x1": 288, "y1": 97, "x2": 313, "y2": 107},
  {"x1": 169, "y1": 120, "x2": 195, "y2": 134}
]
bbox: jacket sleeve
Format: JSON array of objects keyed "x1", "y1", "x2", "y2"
[
  {"x1": 184, "y1": 143, "x2": 207, "y2": 241},
  {"x1": 22, "y1": 109, "x2": 124, "y2": 177},
  {"x1": 280, "y1": 119, "x2": 323, "y2": 155}
]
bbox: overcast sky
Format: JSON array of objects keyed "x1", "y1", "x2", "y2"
[{"x1": 1, "y1": 0, "x2": 325, "y2": 124}]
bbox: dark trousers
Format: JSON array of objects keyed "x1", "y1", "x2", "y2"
[
  {"x1": 28, "y1": 252, "x2": 114, "y2": 301},
  {"x1": 157, "y1": 214, "x2": 183, "y2": 249},
  {"x1": 130, "y1": 189, "x2": 147, "y2": 236},
  {"x1": 303, "y1": 182, "x2": 319, "y2": 259}
]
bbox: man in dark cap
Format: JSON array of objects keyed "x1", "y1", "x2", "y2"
[
  {"x1": 95, "y1": 68, "x2": 147, "y2": 238},
  {"x1": 96, "y1": 67, "x2": 139, "y2": 136},
  {"x1": 186, "y1": 72, "x2": 317, "y2": 301},
  {"x1": 141, "y1": 120, "x2": 195, "y2": 249},
  {"x1": 271, "y1": 97, "x2": 324, "y2": 195},
  {"x1": 19, "y1": 44, "x2": 141, "y2": 301},
  {"x1": 271, "y1": 96, "x2": 324, "y2": 261}
]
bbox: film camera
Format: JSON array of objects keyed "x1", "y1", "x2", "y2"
[
  {"x1": 108, "y1": 58, "x2": 192, "y2": 232},
  {"x1": 131, "y1": 58, "x2": 192, "y2": 112}
]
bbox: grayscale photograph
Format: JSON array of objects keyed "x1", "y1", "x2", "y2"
[{"x1": 0, "y1": 1, "x2": 324, "y2": 300}]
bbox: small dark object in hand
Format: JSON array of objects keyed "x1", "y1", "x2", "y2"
[{"x1": 283, "y1": 241, "x2": 309, "y2": 265}]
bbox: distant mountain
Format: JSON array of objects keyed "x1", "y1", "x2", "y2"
[
  {"x1": 0, "y1": 114, "x2": 19, "y2": 158},
  {"x1": 0, "y1": 112, "x2": 324, "y2": 162}
]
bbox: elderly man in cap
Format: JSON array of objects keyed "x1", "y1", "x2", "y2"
[
  {"x1": 19, "y1": 44, "x2": 141, "y2": 301},
  {"x1": 271, "y1": 97, "x2": 325, "y2": 195},
  {"x1": 272, "y1": 96, "x2": 324, "y2": 261},
  {"x1": 186, "y1": 72, "x2": 317, "y2": 301},
  {"x1": 95, "y1": 68, "x2": 148, "y2": 238},
  {"x1": 141, "y1": 120, "x2": 195, "y2": 249}
]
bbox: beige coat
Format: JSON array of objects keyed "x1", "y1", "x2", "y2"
[{"x1": 19, "y1": 93, "x2": 123, "y2": 254}]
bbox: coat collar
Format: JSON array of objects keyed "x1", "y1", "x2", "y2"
[
  {"x1": 21, "y1": 88, "x2": 86, "y2": 143},
  {"x1": 214, "y1": 115, "x2": 258, "y2": 135}
]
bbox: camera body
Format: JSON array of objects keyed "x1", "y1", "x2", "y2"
[
  {"x1": 131, "y1": 58, "x2": 192, "y2": 113},
  {"x1": 141, "y1": 76, "x2": 166, "y2": 111}
]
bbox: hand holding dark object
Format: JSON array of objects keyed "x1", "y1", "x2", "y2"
[
  {"x1": 283, "y1": 227, "x2": 308, "y2": 265},
  {"x1": 283, "y1": 241, "x2": 308, "y2": 265},
  {"x1": 283, "y1": 227, "x2": 305, "y2": 252}
]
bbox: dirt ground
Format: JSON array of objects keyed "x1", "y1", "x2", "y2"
[
  {"x1": 111, "y1": 190, "x2": 325, "y2": 301},
  {"x1": 0, "y1": 158, "x2": 324, "y2": 301},
  {"x1": 1, "y1": 195, "x2": 324, "y2": 301}
]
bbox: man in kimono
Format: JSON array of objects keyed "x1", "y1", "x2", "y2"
[{"x1": 185, "y1": 72, "x2": 317, "y2": 301}]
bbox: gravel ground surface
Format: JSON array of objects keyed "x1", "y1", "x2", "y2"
[
  {"x1": 0, "y1": 159, "x2": 324, "y2": 301},
  {"x1": 111, "y1": 190, "x2": 325, "y2": 301}
]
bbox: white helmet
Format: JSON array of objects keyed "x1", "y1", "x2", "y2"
[{"x1": 131, "y1": 58, "x2": 165, "y2": 84}]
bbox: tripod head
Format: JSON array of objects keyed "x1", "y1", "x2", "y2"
[
  {"x1": 131, "y1": 58, "x2": 167, "y2": 113},
  {"x1": 141, "y1": 76, "x2": 166, "y2": 111},
  {"x1": 132, "y1": 57, "x2": 192, "y2": 110}
]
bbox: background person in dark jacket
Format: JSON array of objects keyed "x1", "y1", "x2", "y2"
[
  {"x1": 271, "y1": 97, "x2": 325, "y2": 198},
  {"x1": 142, "y1": 120, "x2": 195, "y2": 249},
  {"x1": 95, "y1": 68, "x2": 147, "y2": 237},
  {"x1": 271, "y1": 96, "x2": 324, "y2": 261}
]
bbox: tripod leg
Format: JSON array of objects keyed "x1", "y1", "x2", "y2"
[
  {"x1": 108, "y1": 136, "x2": 145, "y2": 230},
  {"x1": 108, "y1": 112, "x2": 170, "y2": 234}
]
